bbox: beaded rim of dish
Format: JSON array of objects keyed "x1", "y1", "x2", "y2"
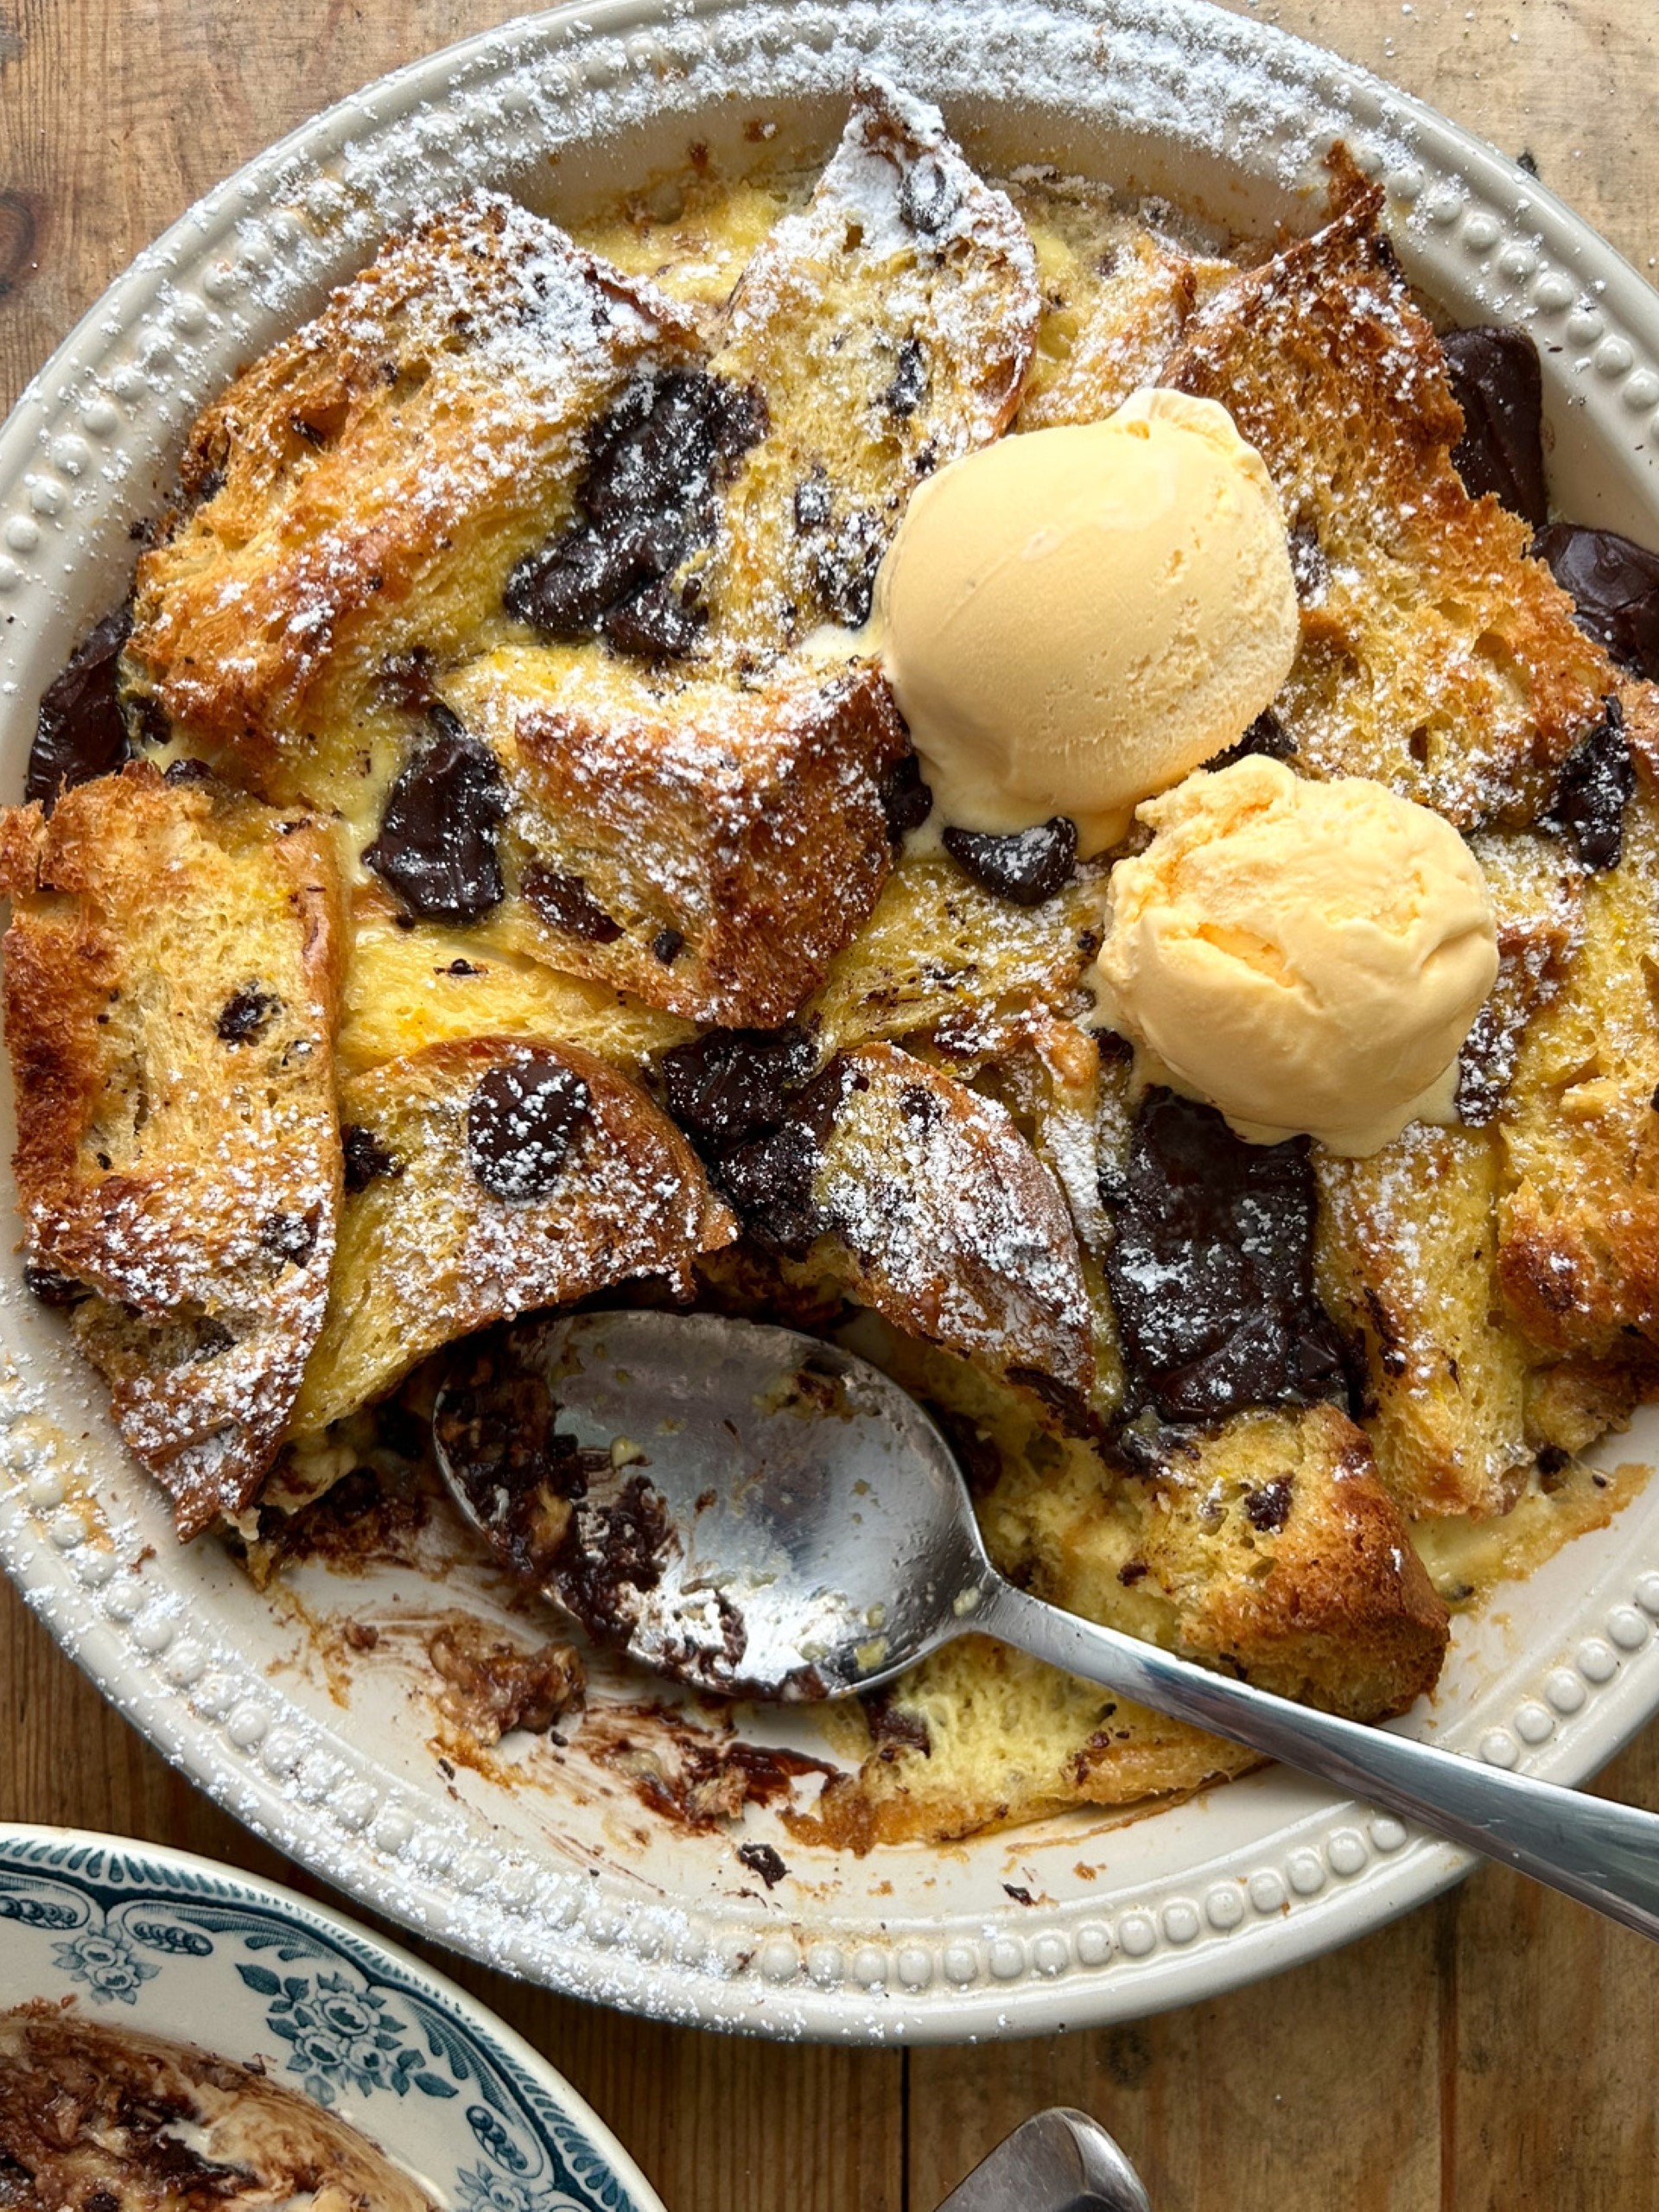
[{"x1": 1, "y1": 0, "x2": 1657, "y2": 2037}]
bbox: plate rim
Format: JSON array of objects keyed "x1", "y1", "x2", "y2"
[{"x1": 2, "y1": 0, "x2": 1659, "y2": 2042}]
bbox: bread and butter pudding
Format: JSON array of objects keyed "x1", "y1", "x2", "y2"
[
  {"x1": 0, "y1": 2009, "x2": 434, "y2": 2211},
  {"x1": 6, "y1": 80, "x2": 1659, "y2": 1850}
]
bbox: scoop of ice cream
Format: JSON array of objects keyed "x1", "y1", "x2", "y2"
[
  {"x1": 872, "y1": 389, "x2": 1300, "y2": 854},
  {"x1": 1089, "y1": 758, "x2": 1498, "y2": 1157}
]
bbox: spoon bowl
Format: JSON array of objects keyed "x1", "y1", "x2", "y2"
[
  {"x1": 434, "y1": 1310, "x2": 990, "y2": 1700},
  {"x1": 436, "y1": 1308, "x2": 1659, "y2": 1947}
]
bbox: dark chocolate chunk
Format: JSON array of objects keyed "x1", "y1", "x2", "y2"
[
  {"x1": 884, "y1": 335, "x2": 929, "y2": 419},
  {"x1": 1535, "y1": 521, "x2": 1659, "y2": 681},
  {"x1": 1286, "y1": 518, "x2": 1329, "y2": 601},
  {"x1": 438, "y1": 1343, "x2": 611, "y2": 1586},
  {"x1": 1455, "y1": 995, "x2": 1516, "y2": 1128},
  {"x1": 661, "y1": 1025, "x2": 817, "y2": 1149},
  {"x1": 1442, "y1": 324, "x2": 1548, "y2": 526},
  {"x1": 467, "y1": 1054, "x2": 592, "y2": 1201},
  {"x1": 1204, "y1": 706, "x2": 1297, "y2": 775},
  {"x1": 162, "y1": 755, "x2": 215, "y2": 786},
  {"x1": 862, "y1": 1685, "x2": 932, "y2": 1754},
  {"x1": 26, "y1": 607, "x2": 132, "y2": 809},
  {"x1": 505, "y1": 369, "x2": 766, "y2": 659},
  {"x1": 521, "y1": 861, "x2": 624, "y2": 944},
  {"x1": 899, "y1": 154, "x2": 959, "y2": 236},
  {"x1": 341, "y1": 1122, "x2": 402, "y2": 1193},
  {"x1": 601, "y1": 576, "x2": 703, "y2": 658},
  {"x1": 128, "y1": 694, "x2": 171, "y2": 751},
  {"x1": 736, "y1": 1840, "x2": 789, "y2": 1888},
  {"x1": 216, "y1": 984, "x2": 281, "y2": 1043},
  {"x1": 364, "y1": 724, "x2": 506, "y2": 923},
  {"x1": 23, "y1": 1263, "x2": 88, "y2": 1307},
  {"x1": 879, "y1": 750, "x2": 933, "y2": 840},
  {"x1": 1103, "y1": 1088, "x2": 1348, "y2": 1425},
  {"x1": 555, "y1": 1470, "x2": 673, "y2": 1645},
  {"x1": 1543, "y1": 695, "x2": 1632, "y2": 871},
  {"x1": 810, "y1": 505, "x2": 887, "y2": 628},
  {"x1": 1244, "y1": 1478, "x2": 1294, "y2": 1533},
  {"x1": 258, "y1": 1209, "x2": 318, "y2": 1266},
  {"x1": 582, "y1": 369, "x2": 766, "y2": 531},
  {"x1": 505, "y1": 524, "x2": 651, "y2": 639},
  {"x1": 377, "y1": 645, "x2": 438, "y2": 714},
  {"x1": 652, "y1": 925, "x2": 685, "y2": 966},
  {"x1": 927, "y1": 1404, "x2": 1002, "y2": 1500},
  {"x1": 943, "y1": 817, "x2": 1077, "y2": 906},
  {"x1": 715, "y1": 1117, "x2": 825, "y2": 1255}
]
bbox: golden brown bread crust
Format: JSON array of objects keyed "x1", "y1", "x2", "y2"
[
  {"x1": 1166, "y1": 184, "x2": 1616, "y2": 829},
  {"x1": 0, "y1": 764, "x2": 343, "y2": 1535},
  {"x1": 458, "y1": 647, "x2": 911, "y2": 1027},
  {"x1": 810, "y1": 1042, "x2": 1096, "y2": 1408},
  {"x1": 291, "y1": 1035, "x2": 735, "y2": 1434},
  {"x1": 126, "y1": 194, "x2": 700, "y2": 773},
  {"x1": 701, "y1": 78, "x2": 1040, "y2": 663},
  {"x1": 1140, "y1": 1405, "x2": 1450, "y2": 1719}
]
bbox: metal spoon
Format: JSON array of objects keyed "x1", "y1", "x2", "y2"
[
  {"x1": 434, "y1": 1310, "x2": 1659, "y2": 1942},
  {"x1": 934, "y1": 2108, "x2": 1152, "y2": 2212}
]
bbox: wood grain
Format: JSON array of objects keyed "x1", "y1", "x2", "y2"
[{"x1": 3, "y1": 5, "x2": 1658, "y2": 2209}]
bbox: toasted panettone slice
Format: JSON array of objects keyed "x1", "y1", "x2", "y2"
[
  {"x1": 1457, "y1": 830, "x2": 1586, "y2": 1128},
  {"x1": 805, "y1": 848, "x2": 1109, "y2": 1061},
  {"x1": 0, "y1": 763, "x2": 343, "y2": 1535},
  {"x1": 1011, "y1": 181, "x2": 1210, "y2": 432},
  {"x1": 1311, "y1": 832, "x2": 1585, "y2": 1518},
  {"x1": 126, "y1": 194, "x2": 701, "y2": 783},
  {"x1": 804, "y1": 1043, "x2": 1096, "y2": 1411},
  {"x1": 290, "y1": 1036, "x2": 735, "y2": 1436},
  {"x1": 1125, "y1": 1405, "x2": 1450, "y2": 1713},
  {"x1": 1497, "y1": 773, "x2": 1659, "y2": 1357},
  {"x1": 1316, "y1": 1127, "x2": 1530, "y2": 1520},
  {"x1": 1165, "y1": 181, "x2": 1616, "y2": 829},
  {"x1": 698, "y1": 79, "x2": 1040, "y2": 661},
  {"x1": 960, "y1": 1017, "x2": 1130, "y2": 1426},
  {"x1": 449, "y1": 645, "x2": 910, "y2": 1027},
  {"x1": 798, "y1": 1370, "x2": 1445, "y2": 1847}
]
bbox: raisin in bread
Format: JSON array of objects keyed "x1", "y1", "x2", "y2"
[
  {"x1": 290, "y1": 1036, "x2": 734, "y2": 1435},
  {"x1": 0, "y1": 764, "x2": 342, "y2": 1535}
]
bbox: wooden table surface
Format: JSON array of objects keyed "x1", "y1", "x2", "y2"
[{"x1": 3, "y1": 3, "x2": 1658, "y2": 2207}]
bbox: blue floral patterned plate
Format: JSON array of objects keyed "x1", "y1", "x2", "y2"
[{"x1": 0, "y1": 1826, "x2": 664, "y2": 2212}]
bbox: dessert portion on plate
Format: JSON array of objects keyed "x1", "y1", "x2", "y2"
[
  {"x1": 5, "y1": 81, "x2": 1659, "y2": 1847},
  {"x1": 0, "y1": 2007, "x2": 435, "y2": 2210}
]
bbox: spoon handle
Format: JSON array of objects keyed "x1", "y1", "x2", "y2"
[{"x1": 979, "y1": 1577, "x2": 1659, "y2": 1942}]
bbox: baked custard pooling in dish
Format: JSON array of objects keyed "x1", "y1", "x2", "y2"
[{"x1": 7, "y1": 83, "x2": 1659, "y2": 1848}]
